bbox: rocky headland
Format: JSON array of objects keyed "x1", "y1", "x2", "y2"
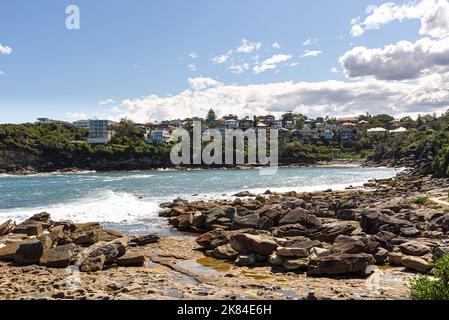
[{"x1": 1, "y1": 168, "x2": 449, "y2": 300}]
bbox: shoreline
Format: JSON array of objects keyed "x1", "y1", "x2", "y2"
[
  {"x1": 1, "y1": 167, "x2": 449, "y2": 299},
  {"x1": 0, "y1": 159, "x2": 380, "y2": 177}
]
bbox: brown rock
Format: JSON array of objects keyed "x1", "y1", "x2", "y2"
[
  {"x1": 116, "y1": 252, "x2": 146, "y2": 266},
  {"x1": 0, "y1": 219, "x2": 15, "y2": 236},
  {"x1": 15, "y1": 239, "x2": 44, "y2": 265},
  {"x1": 308, "y1": 253, "x2": 375, "y2": 276},
  {"x1": 277, "y1": 247, "x2": 309, "y2": 258},
  {"x1": 130, "y1": 234, "x2": 160, "y2": 246},
  {"x1": 13, "y1": 223, "x2": 43, "y2": 236},
  {"x1": 278, "y1": 208, "x2": 322, "y2": 229},
  {"x1": 399, "y1": 242, "x2": 431, "y2": 256},
  {"x1": 39, "y1": 244, "x2": 76, "y2": 268},
  {"x1": 230, "y1": 233, "x2": 278, "y2": 256},
  {"x1": 401, "y1": 256, "x2": 432, "y2": 273}
]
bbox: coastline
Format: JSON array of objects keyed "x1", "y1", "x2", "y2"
[{"x1": 1, "y1": 167, "x2": 449, "y2": 300}]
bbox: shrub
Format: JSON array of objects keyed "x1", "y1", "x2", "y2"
[
  {"x1": 411, "y1": 196, "x2": 429, "y2": 205},
  {"x1": 410, "y1": 255, "x2": 449, "y2": 300}
]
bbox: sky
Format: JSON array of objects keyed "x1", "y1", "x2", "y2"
[{"x1": 1, "y1": 0, "x2": 449, "y2": 123}]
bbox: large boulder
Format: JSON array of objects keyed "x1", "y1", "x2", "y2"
[
  {"x1": 130, "y1": 234, "x2": 160, "y2": 246},
  {"x1": 230, "y1": 233, "x2": 278, "y2": 256},
  {"x1": 15, "y1": 239, "x2": 44, "y2": 265},
  {"x1": 272, "y1": 224, "x2": 308, "y2": 238},
  {"x1": 308, "y1": 224, "x2": 356, "y2": 243},
  {"x1": 196, "y1": 229, "x2": 233, "y2": 250},
  {"x1": 13, "y1": 223, "x2": 43, "y2": 237},
  {"x1": 308, "y1": 253, "x2": 375, "y2": 276},
  {"x1": 206, "y1": 244, "x2": 239, "y2": 261},
  {"x1": 39, "y1": 244, "x2": 77, "y2": 268},
  {"x1": 401, "y1": 256, "x2": 432, "y2": 273},
  {"x1": 399, "y1": 242, "x2": 431, "y2": 256},
  {"x1": 75, "y1": 237, "x2": 128, "y2": 271},
  {"x1": 0, "y1": 219, "x2": 15, "y2": 236},
  {"x1": 360, "y1": 210, "x2": 385, "y2": 235},
  {"x1": 116, "y1": 252, "x2": 146, "y2": 266},
  {"x1": 330, "y1": 235, "x2": 366, "y2": 255},
  {"x1": 278, "y1": 208, "x2": 322, "y2": 229},
  {"x1": 69, "y1": 223, "x2": 101, "y2": 246},
  {"x1": 277, "y1": 247, "x2": 309, "y2": 258},
  {"x1": 204, "y1": 206, "x2": 237, "y2": 229},
  {"x1": 0, "y1": 241, "x2": 21, "y2": 261},
  {"x1": 232, "y1": 213, "x2": 259, "y2": 230}
]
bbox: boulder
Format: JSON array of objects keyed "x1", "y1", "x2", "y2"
[
  {"x1": 230, "y1": 233, "x2": 278, "y2": 256},
  {"x1": 282, "y1": 258, "x2": 309, "y2": 271},
  {"x1": 330, "y1": 235, "x2": 366, "y2": 254},
  {"x1": 116, "y1": 252, "x2": 146, "y2": 266},
  {"x1": 278, "y1": 208, "x2": 322, "y2": 229},
  {"x1": 15, "y1": 240, "x2": 44, "y2": 265},
  {"x1": 257, "y1": 216, "x2": 275, "y2": 230},
  {"x1": 98, "y1": 229, "x2": 124, "y2": 242},
  {"x1": 232, "y1": 213, "x2": 259, "y2": 230},
  {"x1": 0, "y1": 241, "x2": 21, "y2": 262},
  {"x1": 336, "y1": 209, "x2": 355, "y2": 221},
  {"x1": 309, "y1": 247, "x2": 329, "y2": 259},
  {"x1": 39, "y1": 244, "x2": 76, "y2": 268},
  {"x1": 196, "y1": 229, "x2": 232, "y2": 250},
  {"x1": 388, "y1": 252, "x2": 404, "y2": 266},
  {"x1": 372, "y1": 231, "x2": 395, "y2": 251},
  {"x1": 399, "y1": 242, "x2": 431, "y2": 256},
  {"x1": 70, "y1": 223, "x2": 101, "y2": 246},
  {"x1": 373, "y1": 247, "x2": 389, "y2": 263},
  {"x1": 308, "y1": 224, "x2": 356, "y2": 243},
  {"x1": 13, "y1": 223, "x2": 43, "y2": 237},
  {"x1": 233, "y1": 191, "x2": 253, "y2": 197},
  {"x1": 308, "y1": 253, "x2": 375, "y2": 276},
  {"x1": 401, "y1": 256, "x2": 432, "y2": 273},
  {"x1": 0, "y1": 219, "x2": 15, "y2": 236},
  {"x1": 204, "y1": 206, "x2": 236, "y2": 229},
  {"x1": 130, "y1": 234, "x2": 160, "y2": 246},
  {"x1": 206, "y1": 244, "x2": 239, "y2": 261},
  {"x1": 400, "y1": 227, "x2": 421, "y2": 238},
  {"x1": 272, "y1": 224, "x2": 308, "y2": 238},
  {"x1": 80, "y1": 255, "x2": 105, "y2": 272},
  {"x1": 277, "y1": 247, "x2": 309, "y2": 258},
  {"x1": 360, "y1": 210, "x2": 385, "y2": 235},
  {"x1": 76, "y1": 237, "x2": 128, "y2": 270},
  {"x1": 433, "y1": 246, "x2": 449, "y2": 261},
  {"x1": 282, "y1": 239, "x2": 322, "y2": 252}
]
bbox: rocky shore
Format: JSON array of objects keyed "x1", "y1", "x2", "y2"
[{"x1": 1, "y1": 168, "x2": 449, "y2": 300}]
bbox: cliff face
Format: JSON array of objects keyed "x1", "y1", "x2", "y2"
[{"x1": 0, "y1": 148, "x2": 173, "y2": 173}]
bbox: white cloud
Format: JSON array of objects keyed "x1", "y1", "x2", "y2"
[
  {"x1": 212, "y1": 50, "x2": 232, "y2": 64},
  {"x1": 300, "y1": 50, "x2": 322, "y2": 58},
  {"x1": 253, "y1": 54, "x2": 292, "y2": 74},
  {"x1": 330, "y1": 68, "x2": 339, "y2": 73},
  {"x1": 351, "y1": 0, "x2": 449, "y2": 39},
  {"x1": 117, "y1": 74, "x2": 449, "y2": 123},
  {"x1": 111, "y1": 106, "x2": 121, "y2": 113},
  {"x1": 289, "y1": 62, "x2": 299, "y2": 67},
  {"x1": 272, "y1": 42, "x2": 281, "y2": 49},
  {"x1": 303, "y1": 38, "x2": 319, "y2": 46},
  {"x1": 0, "y1": 44, "x2": 12, "y2": 55},
  {"x1": 229, "y1": 63, "x2": 250, "y2": 74},
  {"x1": 340, "y1": 37, "x2": 449, "y2": 80},
  {"x1": 0, "y1": 70, "x2": 4, "y2": 75},
  {"x1": 188, "y1": 64, "x2": 196, "y2": 72},
  {"x1": 98, "y1": 99, "x2": 115, "y2": 106},
  {"x1": 237, "y1": 39, "x2": 261, "y2": 53},
  {"x1": 189, "y1": 52, "x2": 199, "y2": 58},
  {"x1": 65, "y1": 112, "x2": 88, "y2": 121},
  {"x1": 187, "y1": 77, "x2": 223, "y2": 90}
]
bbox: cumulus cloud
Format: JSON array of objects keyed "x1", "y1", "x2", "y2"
[
  {"x1": 98, "y1": 99, "x2": 115, "y2": 106},
  {"x1": 340, "y1": 37, "x2": 449, "y2": 80},
  {"x1": 272, "y1": 42, "x2": 281, "y2": 49},
  {"x1": 300, "y1": 50, "x2": 322, "y2": 58},
  {"x1": 229, "y1": 63, "x2": 250, "y2": 74},
  {"x1": 65, "y1": 112, "x2": 88, "y2": 121},
  {"x1": 212, "y1": 50, "x2": 232, "y2": 64},
  {"x1": 237, "y1": 39, "x2": 262, "y2": 53},
  {"x1": 116, "y1": 74, "x2": 449, "y2": 123},
  {"x1": 0, "y1": 44, "x2": 12, "y2": 55},
  {"x1": 330, "y1": 68, "x2": 339, "y2": 73},
  {"x1": 253, "y1": 54, "x2": 292, "y2": 74},
  {"x1": 351, "y1": 0, "x2": 449, "y2": 39}
]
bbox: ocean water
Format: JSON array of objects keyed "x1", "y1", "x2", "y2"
[{"x1": 0, "y1": 167, "x2": 401, "y2": 235}]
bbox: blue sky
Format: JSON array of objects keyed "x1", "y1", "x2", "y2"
[{"x1": 0, "y1": 0, "x2": 448, "y2": 123}]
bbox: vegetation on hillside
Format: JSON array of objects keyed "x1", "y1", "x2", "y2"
[{"x1": 410, "y1": 255, "x2": 449, "y2": 300}]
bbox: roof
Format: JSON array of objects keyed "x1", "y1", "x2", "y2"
[
  {"x1": 341, "y1": 122, "x2": 356, "y2": 127},
  {"x1": 390, "y1": 127, "x2": 407, "y2": 133},
  {"x1": 367, "y1": 127, "x2": 387, "y2": 132},
  {"x1": 337, "y1": 117, "x2": 359, "y2": 122}
]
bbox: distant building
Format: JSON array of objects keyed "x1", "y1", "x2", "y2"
[
  {"x1": 367, "y1": 127, "x2": 388, "y2": 136},
  {"x1": 389, "y1": 127, "x2": 407, "y2": 134},
  {"x1": 224, "y1": 119, "x2": 238, "y2": 130},
  {"x1": 238, "y1": 118, "x2": 254, "y2": 130},
  {"x1": 302, "y1": 125, "x2": 319, "y2": 139},
  {"x1": 36, "y1": 118, "x2": 71, "y2": 126},
  {"x1": 274, "y1": 120, "x2": 283, "y2": 129},
  {"x1": 147, "y1": 130, "x2": 171, "y2": 145},
  {"x1": 338, "y1": 127, "x2": 356, "y2": 146},
  {"x1": 73, "y1": 119, "x2": 113, "y2": 144},
  {"x1": 337, "y1": 117, "x2": 359, "y2": 125}
]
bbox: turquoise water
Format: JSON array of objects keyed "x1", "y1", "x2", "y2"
[{"x1": 0, "y1": 167, "x2": 400, "y2": 234}]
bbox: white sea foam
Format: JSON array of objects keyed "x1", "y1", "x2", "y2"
[{"x1": 0, "y1": 190, "x2": 163, "y2": 224}]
